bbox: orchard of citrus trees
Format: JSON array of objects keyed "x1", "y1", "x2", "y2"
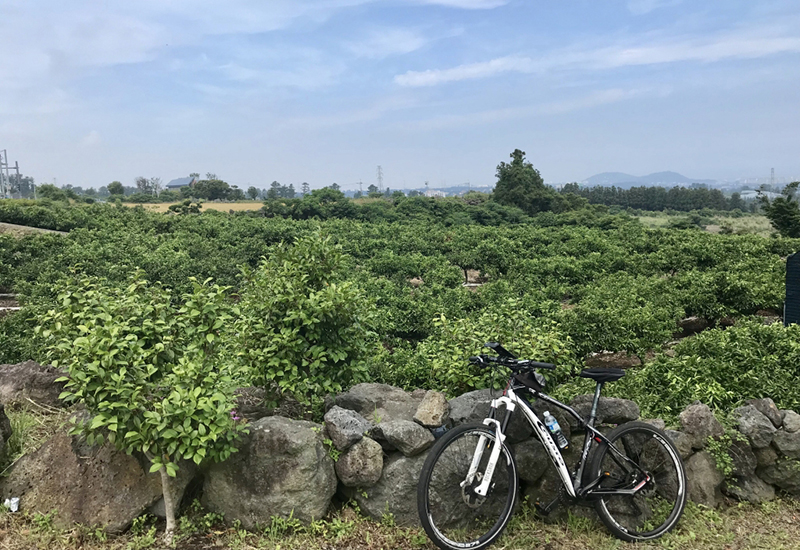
[{"x1": 1, "y1": 196, "x2": 798, "y2": 423}]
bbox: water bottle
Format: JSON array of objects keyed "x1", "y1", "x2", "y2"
[{"x1": 543, "y1": 411, "x2": 569, "y2": 450}]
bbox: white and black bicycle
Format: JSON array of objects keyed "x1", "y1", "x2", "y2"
[{"x1": 417, "y1": 342, "x2": 686, "y2": 550}]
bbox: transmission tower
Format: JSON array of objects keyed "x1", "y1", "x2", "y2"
[
  {"x1": 771, "y1": 168, "x2": 775, "y2": 188},
  {"x1": 376, "y1": 165, "x2": 383, "y2": 193}
]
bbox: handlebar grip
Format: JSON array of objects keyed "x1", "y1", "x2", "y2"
[
  {"x1": 468, "y1": 356, "x2": 481, "y2": 364},
  {"x1": 530, "y1": 361, "x2": 556, "y2": 370}
]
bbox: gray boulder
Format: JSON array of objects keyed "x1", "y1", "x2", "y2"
[
  {"x1": 376, "y1": 420, "x2": 434, "y2": 457},
  {"x1": 203, "y1": 416, "x2": 336, "y2": 529},
  {"x1": 727, "y1": 437, "x2": 757, "y2": 478},
  {"x1": 335, "y1": 437, "x2": 384, "y2": 488},
  {"x1": 772, "y1": 430, "x2": 800, "y2": 459},
  {"x1": 0, "y1": 360, "x2": 66, "y2": 408},
  {"x1": 448, "y1": 389, "x2": 532, "y2": 443},
  {"x1": 745, "y1": 398, "x2": 782, "y2": 428},
  {"x1": 512, "y1": 438, "x2": 549, "y2": 483},
  {"x1": 754, "y1": 446, "x2": 778, "y2": 468},
  {"x1": 782, "y1": 410, "x2": 800, "y2": 433},
  {"x1": 568, "y1": 395, "x2": 639, "y2": 426},
  {"x1": 344, "y1": 452, "x2": 427, "y2": 526},
  {"x1": 685, "y1": 451, "x2": 724, "y2": 508},
  {"x1": 641, "y1": 418, "x2": 667, "y2": 431},
  {"x1": 666, "y1": 430, "x2": 694, "y2": 460},
  {"x1": 414, "y1": 391, "x2": 449, "y2": 428},
  {"x1": 723, "y1": 476, "x2": 775, "y2": 503},
  {"x1": 677, "y1": 316, "x2": 709, "y2": 336},
  {"x1": 734, "y1": 405, "x2": 776, "y2": 449},
  {"x1": 584, "y1": 351, "x2": 641, "y2": 369},
  {"x1": 680, "y1": 402, "x2": 724, "y2": 449},
  {"x1": 521, "y1": 434, "x2": 583, "y2": 523},
  {"x1": 757, "y1": 459, "x2": 800, "y2": 496},
  {"x1": 324, "y1": 406, "x2": 372, "y2": 451},
  {"x1": 335, "y1": 383, "x2": 423, "y2": 424},
  {"x1": 0, "y1": 431, "x2": 162, "y2": 533}
]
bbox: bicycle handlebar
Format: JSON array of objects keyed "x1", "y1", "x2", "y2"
[{"x1": 469, "y1": 354, "x2": 555, "y2": 371}]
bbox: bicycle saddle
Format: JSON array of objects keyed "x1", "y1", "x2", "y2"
[{"x1": 579, "y1": 368, "x2": 626, "y2": 383}]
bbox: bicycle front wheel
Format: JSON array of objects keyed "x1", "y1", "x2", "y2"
[
  {"x1": 417, "y1": 422, "x2": 518, "y2": 550},
  {"x1": 589, "y1": 421, "x2": 687, "y2": 542}
]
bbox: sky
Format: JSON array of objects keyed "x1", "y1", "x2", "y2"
[{"x1": 2, "y1": 0, "x2": 800, "y2": 191}]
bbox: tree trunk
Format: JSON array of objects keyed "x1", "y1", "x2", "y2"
[{"x1": 159, "y1": 465, "x2": 177, "y2": 545}]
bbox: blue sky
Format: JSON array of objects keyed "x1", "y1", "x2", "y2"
[{"x1": 3, "y1": 0, "x2": 799, "y2": 190}]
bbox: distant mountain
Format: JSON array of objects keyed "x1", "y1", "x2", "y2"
[{"x1": 582, "y1": 171, "x2": 716, "y2": 188}]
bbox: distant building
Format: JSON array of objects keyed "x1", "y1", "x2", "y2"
[
  {"x1": 424, "y1": 189, "x2": 446, "y2": 198},
  {"x1": 165, "y1": 176, "x2": 198, "y2": 190}
]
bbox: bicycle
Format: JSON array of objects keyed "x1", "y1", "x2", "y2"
[{"x1": 417, "y1": 342, "x2": 687, "y2": 550}]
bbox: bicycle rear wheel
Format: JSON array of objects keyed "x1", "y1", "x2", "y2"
[
  {"x1": 588, "y1": 421, "x2": 686, "y2": 542},
  {"x1": 417, "y1": 423, "x2": 518, "y2": 550}
]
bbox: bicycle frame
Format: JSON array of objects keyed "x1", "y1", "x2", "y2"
[{"x1": 467, "y1": 382, "x2": 651, "y2": 502}]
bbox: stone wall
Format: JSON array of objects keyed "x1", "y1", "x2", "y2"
[{"x1": 2, "y1": 361, "x2": 800, "y2": 533}]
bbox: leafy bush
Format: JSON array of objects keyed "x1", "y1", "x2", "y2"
[
  {"x1": 234, "y1": 232, "x2": 377, "y2": 404},
  {"x1": 379, "y1": 299, "x2": 577, "y2": 395},
  {"x1": 613, "y1": 320, "x2": 800, "y2": 420}
]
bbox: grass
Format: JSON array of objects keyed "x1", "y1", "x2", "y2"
[
  {"x1": 1, "y1": 401, "x2": 72, "y2": 475},
  {"x1": 1, "y1": 496, "x2": 800, "y2": 550},
  {"x1": 636, "y1": 213, "x2": 775, "y2": 237}
]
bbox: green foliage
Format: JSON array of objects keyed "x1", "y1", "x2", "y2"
[
  {"x1": 614, "y1": 320, "x2": 800, "y2": 419},
  {"x1": 380, "y1": 299, "x2": 576, "y2": 395},
  {"x1": 760, "y1": 181, "x2": 800, "y2": 237},
  {"x1": 493, "y1": 149, "x2": 560, "y2": 215},
  {"x1": 234, "y1": 232, "x2": 376, "y2": 404},
  {"x1": 37, "y1": 272, "x2": 246, "y2": 476},
  {"x1": 168, "y1": 199, "x2": 203, "y2": 214}
]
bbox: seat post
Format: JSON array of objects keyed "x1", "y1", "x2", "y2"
[{"x1": 588, "y1": 382, "x2": 604, "y2": 427}]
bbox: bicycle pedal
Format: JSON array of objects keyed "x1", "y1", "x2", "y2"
[{"x1": 534, "y1": 495, "x2": 561, "y2": 516}]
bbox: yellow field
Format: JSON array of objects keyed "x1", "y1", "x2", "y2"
[{"x1": 138, "y1": 201, "x2": 264, "y2": 213}]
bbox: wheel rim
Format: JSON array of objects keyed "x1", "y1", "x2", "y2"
[
  {"x1": 423, "y1": 428, "x2": 517, "y2": 548},
  {"x1": 596, "y1": 429, "x2": 685, "y2": 540}
]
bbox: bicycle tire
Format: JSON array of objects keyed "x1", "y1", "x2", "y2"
[
  {"x1": 417, "y1": 422, "x2": 518, "y2": 550},
  {"x1": 588, "y1": 421, "x2": 687, "y2": 542}
]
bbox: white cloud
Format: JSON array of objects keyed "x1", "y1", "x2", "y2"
[
  {"x1": 395, "y1": 55, "x2": 533, "y2": 86},
  {"x1": 627, "y1": 0, "x2": 683, "y2": 16},
  {"x1": 346, "y1": 28, "x2": 428, "y2": 59},
  {"x1": 418, "y1": 0, "x2": 508, "y2": 8},
  {"x1": 394, "y1": 25, "x2": 800, "y2": 86}
]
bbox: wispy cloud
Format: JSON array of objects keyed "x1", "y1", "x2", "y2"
[
  {"x1": 395, "y1": 55, "x2": 532, "y2": 86},
  {"x1": 627, "y1": 0, "x2": 683, "y2": 16},
  {"x1": 418, "y1": 0, "x2": 508, "y2": 8},
  {"x1": 346, "y1": 28, "x2": 428, "y2": 59},
  {"x1": 395, "y1": 25, "x2": 800, "y2": 86}
]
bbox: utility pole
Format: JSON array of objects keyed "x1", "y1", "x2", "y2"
[
  {"x1": 376, "y1": 165, "x2": 383, "y2": 193},
  {"x1": 0, "y1": 150, "x2": 8, "y2": 199},
  {"x1": 771, "y1": 168, "x2": 775, "y2": 189}
]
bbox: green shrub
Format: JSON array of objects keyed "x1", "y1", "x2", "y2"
[
  {"x1": 613, "y1": 320, "x2": 800, "y2": 420},
  {"x1": 234, "y1": 232, "x2": 377, "y2": 404}
]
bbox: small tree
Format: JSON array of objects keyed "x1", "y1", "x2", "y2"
[
  {"x1": 107, "y1": 181, "x2": 124, "y2": 196},
  {"x1": 493, "y1": 149, "x2": 558, "y2": 215},
  {"x1": 759, "y1": 182, "x2": 800, "y2": 237},
  {"x1": 38, "y1": 273, "x2": 245, "y2": 544},
  {"x1": 247, "y1": 186, "x2": 259, "y2": 200}
]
